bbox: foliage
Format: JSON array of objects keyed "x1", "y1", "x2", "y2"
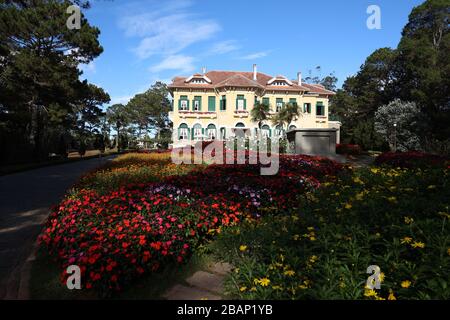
[
  {"x1": 336, "y1": 144, "x2": 362, "y2": 155},
  {"x1": 374, "y1": 100, "x2": 422, "y2": 151},
  {"x1": 374, "y1": 151, "x2": 449, "y2": 168},
  {"x1": 213, "y1": 165, "x2": 450, "y2": 299},
  {"x1": 38, "y1": 152, "x2": 342, "y2": 295},
  {"x1": 0, "y1": 0, "x2": 110, "y2": 163}
]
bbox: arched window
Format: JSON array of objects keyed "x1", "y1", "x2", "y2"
[
  {"x1": 206, "y1": 124, "x2": 216, "y2": 140},
  {"x1": 261, "y1": 124, "x2": 271, "y2": 138},
  {"x1": 288, "y1": 125, "x2": 297, "y2": 131},
  {"x1": 235, "y1": 122, "x2": 245, "y2": 128},
  {"x1": 274, "y1": 125, "x2": 283, "y2": 137},
  {"x1": 192, "y1": 124, "x2": 203, "y2": 141},
  {"x1": 178, "y1": 123, "x2": 189, "y2": 140}
]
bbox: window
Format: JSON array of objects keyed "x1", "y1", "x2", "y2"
[
  {"x1": 316, "y1": 102, "x2": 325, "y2": 116},
  {"x1": 289, "y1": 98, "x2": 297, "y2": 107},
  {"x1": 207, "y1": 124, "x2": 216, "y2": 140},
  {"x1": 261, "y1": 125, "x2": 271, "y2": 138},
  {"x1": 220, "y1": 127, "x2": 226, "y2": 139},
  {"x1": 274, "y1": 125, "x2": 283, "y2": 137},
  {"x1": 178, "y1": 124, "x2": 189, "y2": 140},
  {"x1": 191, "y1": 79, "x2": 206, "y2": 84},
  {"x1": 288, "y1": 125, "x2": 297, "y2": 131},
  {"x1": 273, "y1": 81, "x2": 287, "y2": 86},
  {"x1": 262, "y1": 97, "x2": 270, "y2": 106},
  {"x1": 276, "y1": 98, "x2": 283, "y2": 112},
  {"x1": 220, "y1": 95, "x2": 227, "y2": 111},
  {"x1": 303, "y1": 103, "x2": 311, "y2": 113},
  {"x1": 193, "y1": 124, "x2": 203, "y2": 141},
  {"x1": 193, "y1": 96, "x2": 201, "y2": 111},
  {"x1": 236, "y1": 95, "x2": 246, "y2": 110},
  {"x1": 208, "y1": 96, "x2": 216, "y2": 112},
  {"x1": 179, "y1": 96, "x2": 188, "y2": 111}
]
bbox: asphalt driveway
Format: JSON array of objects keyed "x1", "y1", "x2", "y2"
[{"x1": 0, "y1": 155, "x2": 115, "y2": 299}]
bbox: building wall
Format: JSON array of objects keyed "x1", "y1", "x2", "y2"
[{"x1": 169, "y1": 88, "x2": 330, "y2": 145}]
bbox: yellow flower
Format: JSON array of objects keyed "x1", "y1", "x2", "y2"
[
  {"x1": 447, "y1": 248, "x2": 450, "y2": 256},
  {"x1": 370, "y1": 168, "x2": 379, "y2": 174},
  {"x1": 239, "y1": 245, "x2": 247, "y2": 252},
  {"x1": 259, "y1": 278, "x2": 270, "y2": 287},
  {"x1": 411, "y1": 241, "x2": 425, "y2": 249},
  {"x1": 250, "y1": 286, "x2": 257, "y2": 292},
  {"x1": 388, "y1": 289, "x2": 396, "y2": 300},
  {"x1": 401, "y1": 236, "x2": 412, "y2": 244},
  {"x1": 427, "y1": 185, "x2": 436, "y2": 190},
  {"x1": 387, "y1": 196, "x2": 397, "y2": 203},
  {"x1": 401, "y1": 280, "x2": 411, "y2": 288},
  {"x1": 292, "y1": 234, "x2": 300, "y2": 241},
  {"x1": 404, "y1": 216, "x2": 414, "y2": 224},
  {"x1": 378, "y1": 272, "x2": 385, "y2": 283},
  {"x1": 284, "y1": 270, "x2": 295, "y2": 277},
  {"x1": 309, "y1": 255, "x2": 318, "y2": 263},
  {"x1": 353, "y1": 176, "x2": 364, "y2": 184},
  {"x1": 355, "y1": 192, "x2": 364, "y2": 201},
  {"x1": 364, "y1": 288, "x2": 377, "y2": 298},
  {"x1": 344, "y1": 203, "x2": 352, "y2": 209},
  {"x1": 239, "y1": 286, "x2": 247, "y2": 292}
]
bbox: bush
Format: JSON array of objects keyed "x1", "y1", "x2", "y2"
[
  {"x1": 336, "y1": 144, "x2": 362, "y2": 155},
  {"x1": 374, "y1": 151, "x2": 448, "y2": 168}
]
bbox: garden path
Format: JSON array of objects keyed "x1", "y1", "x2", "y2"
[
  {"x1": 163, "y1": 262, "x2": 233, "y2": 300},
  {"x1": 0, "y1": 155, "x2": 116, "y2": 299}
]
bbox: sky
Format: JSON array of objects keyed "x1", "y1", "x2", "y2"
[{"x1": 78, "y1": 0, "x2": 425, "y2": 107}]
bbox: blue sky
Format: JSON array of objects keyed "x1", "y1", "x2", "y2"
[{"x1": 79, "y1": 0, "x2": 424, "y2": 107}]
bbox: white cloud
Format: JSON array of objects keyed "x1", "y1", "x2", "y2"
[
  {"x1": 120, "y1": 2, "x2": 220, "y2": 59},
  {"x1": 208, "y1": 40, "x2": 239, "y2": 55},
  {"x1": 149, "y1": 54, "x2": 196, "y2": 74},
  {"x1": 240, "y1": 51, "x2": 270, "y2": 60},
  {"x1": 109, "y1": 95, "x2": 133, "y2": 105},
  {"x1": 80, "y1": 61, "x2": 96, "y2": 74}
]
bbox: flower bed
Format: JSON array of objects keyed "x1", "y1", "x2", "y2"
[
  {"x1": 374, "y1": 151, "x2": 448, "y2": 168},
  {"x1": 213, "y1": 165, "x2": 450, "y2": 299},
  {"x1": 38, "y1": 152, "x2": 342, "y2": 295}
]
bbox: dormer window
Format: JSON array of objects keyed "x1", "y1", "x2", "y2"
[
  {"x1": 191, "y1": 79, "x2": 207, "y2": 84},
  {"x1": 267, "y1": 76, "x2": 293, "y2": 86}
]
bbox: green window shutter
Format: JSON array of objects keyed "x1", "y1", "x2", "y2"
[
  {"x1": 198, "y1": 97, "x2": 202, "y2": 111},
  {"x1": 244, "y1": 99, "x2": 247, "y2": 110},
  {"x1": 191, "y1": 128, "x2": 194, "y2": 140},
  {"x1": 289, "y1": 98, "x2": 297, "y2": 107},
  {"x1": 262, "y1": 97, "x2": 269, "y2": 106},
  {"x1": 208, "y1": 96, "x2": 216, "y2": 111},
  {"x1": 220, "y1": 99, "x2": 223, "y2": 110},
  {"x1": 178, "y1": 99, "x2": 181, "y2": 111},
  {"x1": 316, "y1": 101, "x2": 324, "y2": 116},
  {"x1": 187, "y1": 100, "x2": 190, "y2": 110},
  {"x1": 177, "y1": 127, "x2": 180, "y2": 138}
]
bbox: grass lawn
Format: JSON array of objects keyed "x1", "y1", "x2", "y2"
[{"x1": 33, "y1": 151, "x2": 449, "y2": 299}]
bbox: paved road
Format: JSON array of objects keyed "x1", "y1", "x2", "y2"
[{"x1": 0, "y1": 156, "x2": 115, "y2": 299}]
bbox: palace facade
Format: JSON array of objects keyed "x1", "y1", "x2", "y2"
[{"x1": 168, "y1": 65, "x2": 340, "y2": 146}]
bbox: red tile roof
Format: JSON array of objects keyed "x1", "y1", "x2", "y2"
[{"x1": 168, "y1": 70, "x2": 335, "y2": 95}]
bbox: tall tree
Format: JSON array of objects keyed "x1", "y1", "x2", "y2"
[
  {"x1": 0, "y1": 0, "x2": 107, "y2": 161},
  {"x1": 395, "y1": 0, "x2": 450, "y2": 140}
]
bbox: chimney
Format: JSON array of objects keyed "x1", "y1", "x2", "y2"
[
  {"x1": 201, "y1": 66, "x2": 206, "y2": 75},
  {"x1": 253, "y1": 64, "x2": 257, "y2": 81},
  {"x1": 297, "y1": 71, "x2": 302, "y2": 86}
]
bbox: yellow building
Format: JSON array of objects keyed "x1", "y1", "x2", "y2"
[{"x1": 168, "y1": 65, "x2": 338, "y2": 146}]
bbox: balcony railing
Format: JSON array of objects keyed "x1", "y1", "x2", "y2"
[
  {"x1": 233, "y1": 110, "x2": 249, "y2": 118},
  {"x1": 178, "y1": 111, "x2": 217, "y2": 119}
]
